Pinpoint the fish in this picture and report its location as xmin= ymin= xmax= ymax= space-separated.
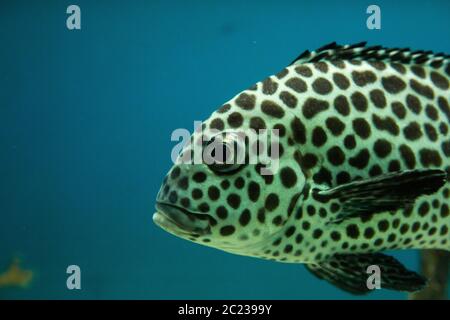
xmin=153 ymin=42 xmax=450 ymax=294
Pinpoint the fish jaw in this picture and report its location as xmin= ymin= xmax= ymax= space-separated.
xmin=153 ymin=202 xmax=211 ymax=238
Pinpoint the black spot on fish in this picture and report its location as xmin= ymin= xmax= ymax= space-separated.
xmin=227 ymin=193 xmax=241 ymax=209
xmin=193 ymin=172 xmax=207 ymax=183
xmin=180 ymin=198 xmax=190 ymax=207
xmin=378 ymin=220 xmax=389 ymax=232
xmin=373 ymin=139 xmax=392 ymax=158
xmin=291 ymin=117 xmax=306 ymax=144
xmin=192 ymin=188 xmax=203 ymax=199
xmin=410 ymin=79 xmax=434 ymax=99
xmin=275 ymin=68 xmax=288 ymax=79
xmin=265 ymin=193 xmax=280 ymax=211
xmin=198 ymin=202 xmax=210 ymax=213
xmin=235 ymin=93 xmax=256 ymax=110
xmin=217 ymin=103 xmax=231 ymax=113
xmin=312 ymin=77 xmax=333 ymax=95
xmin=445 ymin=64 xmax=450 ymax=77
xmin=372 ymin=114 xmax=399 ymax=136
xmin=391 ymin=63 xmax=406 ymax=74
xmin=337 ymin=171 xmax=351 ymax=184
xmin=234 ymin=177 xmax=245 ymax=189
xmin=307 ymin=205 xmax=316 ymax=216
xmin=326 ymin=117 xmax=345 ymax=136
xmin=210 ymin=118 xmax=225 ymax=131
xmin=220 ymin=225 xmax=235 ymax=236
xmin=227 ymin=112 xmax=244 ymax=128
xmin=168 ymin=191 xmax=178 ymax=203
xmin=306 ymin=153 xmax=320 ymax=170
xmin=344 ymin=134 xmax=356 ymax=150
xmin=424 ymin=123 xmax=438 ymax=141
xmin=216 ymin=206 xmax=228 ymax=219
xmin=403 ymin=121 xmax=422 ymax=141
xmin=368 ymin=61 xmax=386 ymax=70
xmin=441 ymin=140 xmax=450 ymax=157
xmin=314 ymin=62 xmax=328 ymax=73
xmin=430 ymin=71 xmax=449 ymax=90
xmin=425 ymin=104 xmax=439 ymax=121
xmin=280 ymin=167 xmax=297 ymax=188
xmin=313 ymin=229 xmax=323 ymax=239
xmin=391 ymin=102 xmax=406 ymax=119
xmin=440 ymin=204 xmax=449 ymax=218
xmin=418 ymin=202 xmax=430 ymax=217
xmin=262 ymin=77 xmax=278 ymax=95
xmin=411 ymin=65 xmax=426 ymax=78
xmin=351 ymin=92 xmax=368 ymax=112
xmin=312 ymin=126 xmax=327 ymax=147
xmin=352 ymin=70 xmax=377 ymax=87
xmin=346 ymin=224 xmax=360 ymax=239
xmin=279 ymin=91 xmax=297 ymax=108
xmin=261 ymin=100 xmax=285 ymax=118
xmin=353 ymin=118 xmax=371 ymax=139
xmin=406 ymin=94 xmax=422 ymax=114
xmin=285 ymin=226 xmax=296 ymax=238
xmin=419 ymin=149 xmax=442 ymax=167
xmin=170 ymin=167 xmax=180 ymax=179
xmin=220 ymin=180 xmax=230 ymax=190
xmin=349 ymin=149 xmax=370 ymax=169
xmin=382 ymin=75 xmax=406 ymax=93
xmin=440 ymin=122 xmax=448 ymax=135
xmin=388 ymin=160 xmax=401 ymax=172
xmin=284 ymin=244 xmax=293 ymax=253
xmin=331 ymin=231 xmax=341 ymax=241
xmin=438 ymin=97 xmax=450 ymax=122
xmin=331 ymin=60 xmax=346 ymax=69
xmin=272 ymin=215 xmax=283 ymax=226
xmin=334 ymin=95 xmax=350 ymax=116
xmin=369 ymin=164 xmax=382 ymax=177
xmin=249 ymin=117 xmax=266 ymax=130
xmin=313 ymin=167 xmax=332 ymax=186
xmin=332 ymin=73 xmax=350 ymax=90
xmin=370 ymin=89 xmax=386 ymax=108
xmin=286 ymin=77 xmax=307 ymax=93
xmin=302 ymin=221 xmax=311 ymax=230
xmin=177 ymin=177 xmax=189 ymax=190
xmin=257 ymin=208 xmax=266 ymax=223
xmin=327 ymin=146 xmax=345 ymax=166
xmin=295 ymin=65 xmax=313 ymax=77
xmin=399 ymin=145 xmax=416 ymax=169
xmin=364 ymin=227 xmax=375 ymax=239
xmin=248 ymin=181 xmax=260 ymax=202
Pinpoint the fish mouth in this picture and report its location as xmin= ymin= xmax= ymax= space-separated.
xmin=153 ymin=202 xmax=211 ymax=236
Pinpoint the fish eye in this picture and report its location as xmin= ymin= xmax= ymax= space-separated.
xmin=204 ymin=133 xmax=245 ymax=174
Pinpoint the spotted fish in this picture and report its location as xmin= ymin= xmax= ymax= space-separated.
xmin=154 ymin=42 xmax=450 ymax=294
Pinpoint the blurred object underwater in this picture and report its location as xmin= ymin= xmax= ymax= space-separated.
xmin=0 ymin=257 xmax=33 ymax=289
xmin=409 ymin=250 xmax=449 ymax=299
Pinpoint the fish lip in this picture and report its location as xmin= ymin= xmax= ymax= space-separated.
xmin=154 ymin=202 xmax=211 ymax=236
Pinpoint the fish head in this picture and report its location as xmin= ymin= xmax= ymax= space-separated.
xmin=154 ymin=87 xmax=307 ymax=254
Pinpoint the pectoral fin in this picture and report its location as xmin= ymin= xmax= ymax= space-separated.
xmin=312 ymin=169 xmax=446 ymax=223
xmin=305 ymin=253 xmax=426 ymax=295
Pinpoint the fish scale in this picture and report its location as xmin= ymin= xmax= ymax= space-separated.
xmin=154 ymin=42 xmax=450 ymax=294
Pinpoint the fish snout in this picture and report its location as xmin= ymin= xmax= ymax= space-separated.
xmin=153 ymin=202 xmax=211 ymax=236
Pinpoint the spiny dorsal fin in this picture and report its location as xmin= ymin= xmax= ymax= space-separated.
xmin=290 ymin=41 xmax=450 ymax=67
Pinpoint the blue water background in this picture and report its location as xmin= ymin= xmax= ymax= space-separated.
xmin=1 ymin=0 xmax=449 ymax=299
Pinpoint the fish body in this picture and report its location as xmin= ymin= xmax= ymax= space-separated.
xmin=154 ymin=42 xmax=450 ymax=294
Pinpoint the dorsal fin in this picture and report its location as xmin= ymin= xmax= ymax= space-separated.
xmin=290 ymin=41 xmax=450 ymax=67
